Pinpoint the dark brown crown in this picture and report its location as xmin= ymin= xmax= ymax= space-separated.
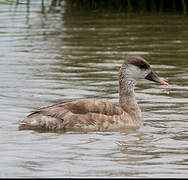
xmin=122 ymin=56 xmax=150 ymax=70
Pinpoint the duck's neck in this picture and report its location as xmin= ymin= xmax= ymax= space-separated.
xmin=119 ymin=72 xmax=142 ymax=122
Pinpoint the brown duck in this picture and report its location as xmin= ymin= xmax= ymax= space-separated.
xmin=19 ymin=56 xmax=168 ymax=132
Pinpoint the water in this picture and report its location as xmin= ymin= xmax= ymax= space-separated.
xmin=0 ymin=0 xmax=188 ymax=177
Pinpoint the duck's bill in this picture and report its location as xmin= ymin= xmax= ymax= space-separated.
xmin=145 ymin=71 xmax=168 ymax=86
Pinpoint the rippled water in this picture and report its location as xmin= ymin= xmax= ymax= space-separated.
xmin=1 ymin=0 xmax=188 ymax=178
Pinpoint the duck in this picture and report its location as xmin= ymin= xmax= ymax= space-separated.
xmin=19 ymin=56 xmax=168 ymax=132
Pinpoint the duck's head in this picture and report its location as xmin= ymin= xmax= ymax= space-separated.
xmin=119 ymin=56 xmax=168 ymax=86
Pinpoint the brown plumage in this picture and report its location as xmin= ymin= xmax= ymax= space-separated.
xmin=19 ymin=56 xmax=168 ymax=132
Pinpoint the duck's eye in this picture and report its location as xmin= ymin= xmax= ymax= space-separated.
xmin=139 ymin=63 xmax=148 ymax=69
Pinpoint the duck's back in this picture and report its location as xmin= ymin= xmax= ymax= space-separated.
xmin=19 ymin=99 xmax=132 ymax=132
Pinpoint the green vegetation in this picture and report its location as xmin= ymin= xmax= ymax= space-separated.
xmin=63 ymin=0 xmax=188 ymax=13
xmin=11 ymin=0 xmax=188 ymax=14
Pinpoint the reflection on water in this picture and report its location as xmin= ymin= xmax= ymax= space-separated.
xmin=0 ymin=0 xmax=188 ymax=178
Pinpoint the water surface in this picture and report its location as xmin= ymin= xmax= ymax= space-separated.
xmin=0 ymin=0 xmax=188 ymax=178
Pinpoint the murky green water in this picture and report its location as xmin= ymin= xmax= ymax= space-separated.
xmin=0 ymin=0 xmax=188 ymax=178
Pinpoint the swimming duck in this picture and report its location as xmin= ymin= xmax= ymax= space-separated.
xmin=19 ymin=56 xmax=168 ymax=132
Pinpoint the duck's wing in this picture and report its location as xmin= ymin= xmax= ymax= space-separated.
xmin=19 ymin=99 xmax=126 ymax=131
xmin=29 ymin=99 xmax=123 ymax=117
